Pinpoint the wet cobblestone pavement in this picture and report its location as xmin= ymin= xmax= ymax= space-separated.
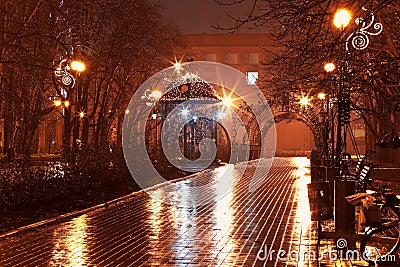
xmin=0 ymin=157 xmax=317 ymax=266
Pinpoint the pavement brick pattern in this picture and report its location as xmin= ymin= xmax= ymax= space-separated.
xmin=0 ymin=157 xmax=317 ymax=266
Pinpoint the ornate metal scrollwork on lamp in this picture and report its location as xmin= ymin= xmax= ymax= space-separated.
xmin=346 ymin=7 xmax=383 ymax=52
xmin=54 ymin=59 xmax=76 ymax=88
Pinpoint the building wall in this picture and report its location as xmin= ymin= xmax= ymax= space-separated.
xmin=183 ymin=33 xmax=269 ymax=76
xmin=275 ymin=120 xmax=314 ymax=156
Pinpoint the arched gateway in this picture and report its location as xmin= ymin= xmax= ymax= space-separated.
xmin=145 ymin=73 xmax=263 ymax=165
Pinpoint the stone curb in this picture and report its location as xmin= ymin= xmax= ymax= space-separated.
xmin=0 ymin=169 xmax=213 ymax=241
xmin=0 ymin=161 xmax=239 ymax=241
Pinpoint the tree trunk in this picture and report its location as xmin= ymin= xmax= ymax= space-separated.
xmin=62 ymin=108 xmax=72 ymax=156
xmin=117 ymin=113 xmax=123 ymax=147
xmin=81 ymin=80 xmax=89 ymax=144
xmin=3 ymin=112 xmax=13 ymax=154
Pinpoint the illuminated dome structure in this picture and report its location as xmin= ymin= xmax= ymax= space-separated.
xmin=146 ymin=74 xmax=230 ymax=165
xmin=161 ymin=73 xmax=220 ymax=101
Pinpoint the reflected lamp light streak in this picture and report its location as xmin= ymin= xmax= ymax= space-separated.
xmin=50 ymin=215 xmax=89 ymax=266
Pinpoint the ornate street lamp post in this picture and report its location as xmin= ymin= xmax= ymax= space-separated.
xmin=54 ymin=58 xmax=86 ymax=154
xmin=70 ymin=60 xmax=86 ymax=152
xmin=333 ymin=8 xmax=351 ymax=165
xmin=333 ymin=7 xmax=383 ymax=165
xmin=331 ymin=6 xmax=383 ymax=239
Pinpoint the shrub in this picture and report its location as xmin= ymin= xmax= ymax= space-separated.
xmin=0 ymin=147 xmax=133 ymax=210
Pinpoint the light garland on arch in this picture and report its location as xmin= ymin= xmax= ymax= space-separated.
xmin=162 ymin=73 xmax=220 ymax=101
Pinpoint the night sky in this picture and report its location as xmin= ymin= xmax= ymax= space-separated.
xmin=159 ymin=0 xmax=263 ymax=34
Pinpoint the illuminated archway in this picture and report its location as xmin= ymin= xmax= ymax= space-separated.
xmin=145 ymin=74 xmax=265 ymax=166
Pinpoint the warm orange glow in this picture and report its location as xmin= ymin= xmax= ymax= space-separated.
xmin=324 ymin=62 xmax=336 ymax=72
xmin=64 ymin=100 xmax=70 ymax=107
xmin=219 ymin=87 xmax=240 ymax=109
xmin=317 ymin=92 xmax=326 ymax=100
xmin=291 ymin=157 xmax=312 ymax=266
xmin=125 ymin=109 xmax=130 ymax=114
xmin=50 ymin=215 xmax=89 ymax=265
xmin=70 ymin=60 xmax=86 ymax=72
xmin=334 ymin=9 xmax=351 ymax=28
xmin=151 ymin=90 xmax=162 ymax=99
xmin=181 ymin=84 xmax=189 ymax=93
xmin=79 ymin=111 xmax=85 ymax=118
xmin=54 ymin=99 xmax=62 ymax=107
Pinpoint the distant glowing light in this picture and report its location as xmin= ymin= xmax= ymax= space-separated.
xmin=64 ymin=100 xmax=70 ymax=107
xmin=324 ymin=62 xmax=336 ymax=72
xmin=299 ymin=95 xmax=311 ymax=108
xmin=151 ymin=90 xmax=162 ymax=99
xmin=180 ymin=108 xmax=190 ymax=116
xmin=54 ymin=99 xmax=62 ymax=107
xmin=317 ymin=92 xmax=326 ymax=100
xmin=219 ymin=87 xmax=240 ymax=109
xmin=70 ymin=60 xmax=86 ymax=72
xmin=300 ymin=97 xmax=309 ymax=106
xmin=173 ymin=61 xmax=182 ymax=71
xmin=125 ymin=109 xmax=130 ymax=114
xmin=334 ymin=9 xmax=351 ymax=29
xmin=79 ymin=111 xmax=85 ymax=118
xmin=222 ymin=97 xmax=232 ymax=107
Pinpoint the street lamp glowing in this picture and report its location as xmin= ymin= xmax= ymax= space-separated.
xmin=324 ymin=62 xmax=336 ymax=72
xmin=54 ymin=99 xmax=62 ymax=107
xmin=151 ymin=90 xmax=162 ymax=99
xmin=70 ymin=60 xmax=86 ymax=72
xmin=79 ymin=111 xmax=85 ymax=118
xmin=222 ymin=97 xmax=233 ymax=107
xmin=173 ymin=61 xmax=182 ymax=71
xmin=180 ymin=108 xmax=190 ymax=116
xmin=64 ymin=100 xmax=70 ymax=107
xmin=317 ymin=92 xmax=326 ymax=100
xmin=299 ymin=96 xmax=311 ymax=107
xmin=125 ymin=109 xmax=130 ymax=114
xmin=334 ymin=9 xmax=351 ymax=29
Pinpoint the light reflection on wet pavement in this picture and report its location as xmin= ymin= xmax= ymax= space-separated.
xmin=0 ymin=157 xmax=316 ymax=266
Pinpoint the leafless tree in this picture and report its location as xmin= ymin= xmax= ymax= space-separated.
xmin=50 ymin=0 xmax=184 ymax=155
xmin=0 ymin=0 xmax=184 ymax=158
xmin=0 ymin=0 xmax=59 ymax=157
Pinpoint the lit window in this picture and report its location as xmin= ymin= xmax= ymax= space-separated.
xmin=246 ymin=71 xmax=258 ymax=85
xmin=248 ymin=52 xmax=259 ymax=64
xmin=206 ymin=53 xmax=217 ymax=62
xmin=225 ymin=53 xmax=238 ymax=64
